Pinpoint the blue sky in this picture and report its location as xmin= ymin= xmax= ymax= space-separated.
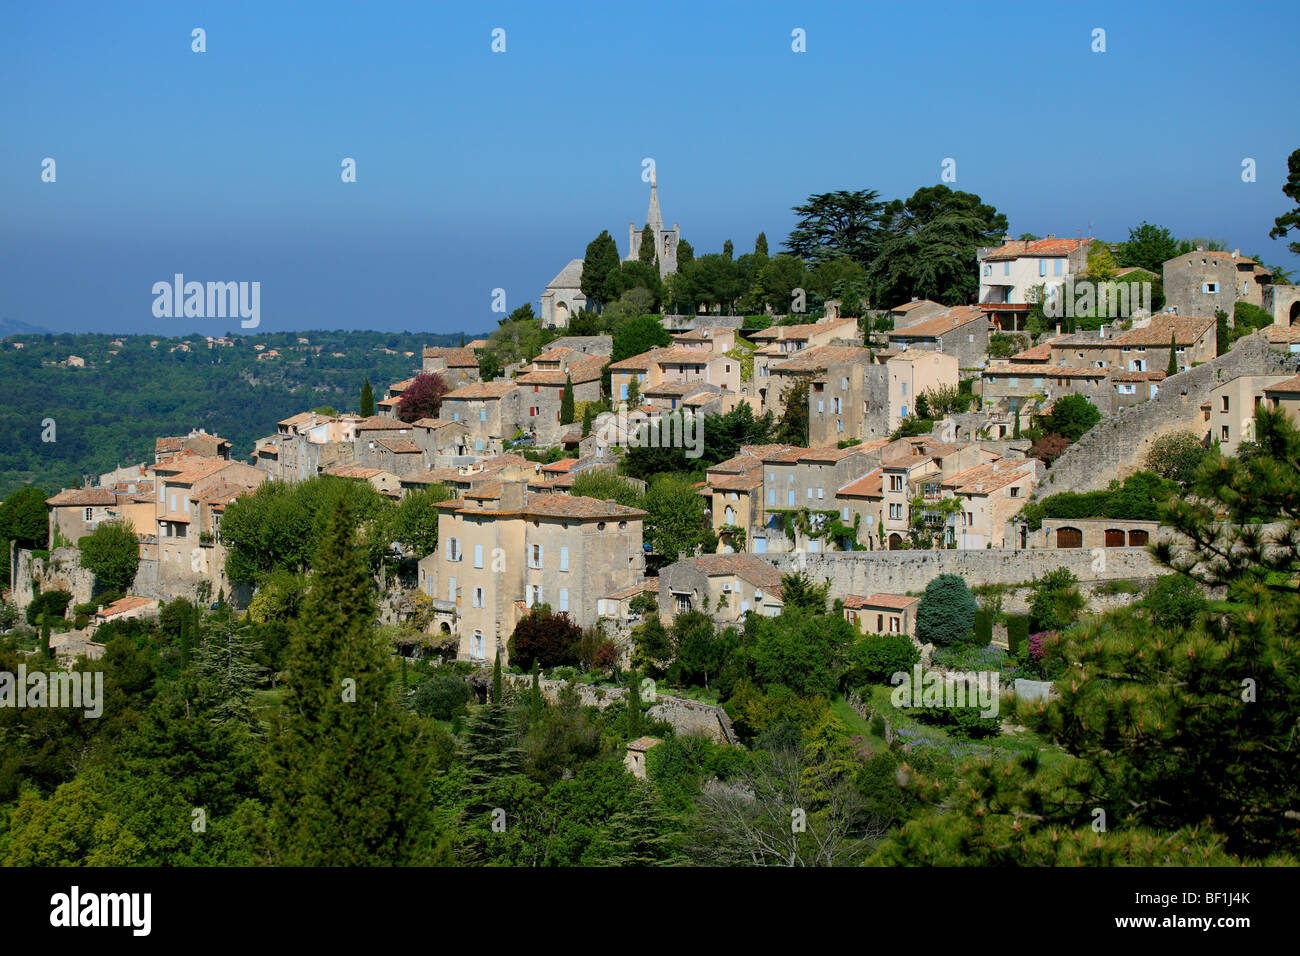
xmin=1 ymin=0 xmax=1297 ymax=336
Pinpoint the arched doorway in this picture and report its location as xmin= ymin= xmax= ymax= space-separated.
xmin=888 ymin=533 xmax=904 ymax=550
xmin=1128 ymin=529 xmax=1149 ymax=546
xmin=1290 ymin=302 xmax=1299 ymax=326
xmin=555 ymin=301 xmax=570 ymax=326
xmin=1056 ymin=526 xmax=1083 ymax=548
xmin=1104 ymin=529 xmax=1126 ymax=547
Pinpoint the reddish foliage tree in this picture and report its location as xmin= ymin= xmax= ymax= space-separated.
xmin=510 ymin=609 xmax=581 ymax=669
xmin=1030 ymin=433 xmax=1071 ymax=466
xmin=396 ymin=372 xmax=449 ymax=422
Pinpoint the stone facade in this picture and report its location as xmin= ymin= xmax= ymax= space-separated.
xmin=1162 ymin=248 xmax=1270 ymax=318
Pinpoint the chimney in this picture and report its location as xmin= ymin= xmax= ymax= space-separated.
xmin=1197 ymin=244 xmax=1205 ymax=252
xmin=604 ymin=499 xmax=618 ymax=513
xmin=498 ymin=479 xmax=525 ymax=512
xmin=1232 ymin=249 xmax=1240 ymax=259
xmin=910 ymin=296 xmax=919 ymax=302
xmin=1046 ymin=234 xmax=1055 ymax=240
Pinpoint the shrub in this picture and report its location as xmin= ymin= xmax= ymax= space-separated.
xmin=510 ymin=608 xmax=581 ymax=670
xmin=78 ymin=519 xmax=140 ymax=594
xmin=1029 ymin=568 xmax=1085 ymax=633
xmin=26 ymin=589 xmax=71 ymax=625
xmin=914 ymin=574 xmax=977 ymax=647
xmin=411 ymin=672 xmax=472 ymax=719
xmin=1006 ymin=614 xmax=1030 ymax=655
xmin=847 ymin=633 xmax=920 ymax=684
xmin=1142 ymin=574 xmax=1208 ymax=630
xmin=1145 ymin=431 xmax=1210 ymax=484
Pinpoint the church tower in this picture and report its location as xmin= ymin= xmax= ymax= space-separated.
xmin=627 ymin=169 xmax=680 ymax=279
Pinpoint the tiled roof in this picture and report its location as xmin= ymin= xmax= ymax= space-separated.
xmin=837 ymin=468 xmax=884 ymax=498
xmin=708 ymin=472 xmax=763 ymax=492
xmin=771 ymin=345 xmax=871 ymax=373
xmin=326 ymin=465 xmax=384 ymax=479
xmin=1264 ymin=374 xmax=1300 ymax=394
xmin=984 ymin=363 xmax=1107 ymax=379
xmin=1265 ymin=325 xmax=1300 ymax=344
xmin=1112 ymin=315 xmax=1214 ymax=348
xmin=1108 ymin=369 xmax=1166 ymax=383
xmin=604 ymin=579 xmax=659 ymax=600
xmin=1172 ymin=249 xmax=1258 ymax=266
xmin=541 ymin=458 xmax=578 ymax=473
xmin=524 ymin=495 xmax=646 ymax=519
xmin=165 ymin=458 xmax=236 ymax=484
xmin=688 ymin=554 xmax=785 ymax=597
xmin=354 ymin=415 xmax=409 ymax=431
xmin=47 ymin=488 xmax=117 ymax=506
xmin=889 ymin=306 xmax=986 ymax=338
xmin=376 ymin=438 xmax=422 ymax=454
xmin=750 ymin=317 xmax=857 ymax=341
xmin=845 ymin=593 xmax=919 ymax=610
xmin=944 ymin=461 xmax=1032 ymax=495
xmin=410 ymin=417 xmax=464 ymax=429
xmin=96 ymin=595 xmax=157 ymax=618
xmin=421 ymin=346 xmax=480 ymax=366
xmin=444 ymin=381 xmax=518 ymax=400
xmin=983 ymin=237 xmax=1091 ymax=261
xmin=890 ymin=299 xmax=944 ymax=314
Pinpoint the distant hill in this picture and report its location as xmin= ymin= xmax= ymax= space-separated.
xmin=0 ymin=317 xmax=51 ymax=336
xmin=0 ymin=328 xmax=487 ymax=498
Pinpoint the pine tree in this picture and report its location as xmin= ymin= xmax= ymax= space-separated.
xmin=360 ymin=377 xmax=375 ymax=418
xmin=193 ymin=617 xmax=265 ymax=726
xmin=559 ymin=375 xmax=575 ymax=425
xmin=460 ymin=701 xmax=524 ymax=811
xmin=263 ymin=502 xmax=443 ymax=865
xmin=593 ymin=784 xmax=681 ymax=866
xmin=1167 ymin=332 xmax=1178 ymax=375
xmin=626 ymin=376 xmax=641 ymax=409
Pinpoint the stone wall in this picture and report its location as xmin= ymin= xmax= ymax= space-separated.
xmin=11 ymin=548 xmax=97 ymax=608
xmin=502 ymin=673 xmax=739 ymax=745
xmin=768 ymin=545 xmax=1162 ymax=597
xmin=1045 ymin=333 xmax=1295 ymax=496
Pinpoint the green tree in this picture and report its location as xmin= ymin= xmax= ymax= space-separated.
xmin=79 ymin=520 xmax=140 ymax=594
xmin=1028 ymin=567 xmax=1085 ymax=633
xmin=559 ymin=375 xmax=576 ymax=426
xmin=359 ymin=377 xmax=375 ymax=418
xmin=581 ymin=403 xmax=595 ymax=438
xmin=914 ymin=574 xmax=977 ymax=647
xmin=785 ymin=189 xmax=887 ymax=267
xmin=1166 ymin=332 xmax=1178 ymax=376
xmin=581 ymin=230 xmax=622 ymax=310
xmin=263 ymin=502 xmax=445 ymax=864
xmin=779 ymin=571 xmax=831 ymax=613
xmin=776 ymin=374 xmax=813 ymax=446
xmin=568 ymin=471 xmax=645 ymax=508
xmin=192 ymin=617 xmax=266 ymax=726
xmin=643 ymin=474 xmax=716 ymax=559
xmin=477 ymin=348 xmax=502 ymax=382
xmin=754 ymin=232 xmax=769 ymax=258
xmin=638 ymin=223 xmax=656 ymax=264
xmin=1216 ymin=307 xmax=1230 ymax=357
xmin=1118 ymin=221 xmax=1179 ymax=273
xmin=1141 ymin=574 xmax=1208 ymax=631
xmin=1039 ymin=393 xmax=1101 ymax=443
xmin=749 ymin=607 xmax=850 ymax=697
xmin=1145 ymin=431 xmax=1208 ymax=484
xmin=1268 ymin=147 xmax=1300 ymax=255
xmin=611 ymin=314 xmax=670 ymax=363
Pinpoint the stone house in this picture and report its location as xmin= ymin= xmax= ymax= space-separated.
xmin=657 ymin=553 xmax=785 ymax=624
xmin=887 ymin=305 xmax=990 ymax=370
xmin=1262 ymin=374 xmax=1300 ymax=436
xmin=421 ymin=346 xmax=482 ymax=386
xmin=762 ymin=345 xmax=871 ymax=418
xmin=1162 ymin=248 xmax=1271 ymax=318
xmin=669 ymin=326 xmax=738 ymax=352
xmin=418 ymin=482 xmax=646 ymax=665
xmin=609 ymin=347 xmax=740 ymax=407
xmin=886 ymin=350 xmax=960 ymax=432
xmin=514 ymin=352 xmax=605 ymax=445
xmin=45 ymin=488 xmax=119 ymax=547
xmin=887 ymin=299 xmax=948 ymax=330
xmin=441 ymin=381 xmax=525 ymax=450
xmin=843 ymin=594 xmax=919 ymax=637
xmin=939 ymin=459 xmax=1037 ymax=549
xmin=90 ymin=595 xmax=159 ymax=633
xmin=807 ymin=350 xmax=886 ymax=446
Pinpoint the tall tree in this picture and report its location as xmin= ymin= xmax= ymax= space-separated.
xmin=581 ymin=230 xmax=622 ymax=311
xmin=1166 ymin=332 xmax=1179 ymax=375
xmin=1216 ymin=307 xmax=1230 ymax=357
xmin=1268 ymin=147 xmax=1300 ymax=255
xmin=79 ymin=520 xmax=140 ymax=594
xmin=1118 ymin=221 xmax=1179 ymax=273
xmin=785 ymin=190 xmax=887 ymax=267
xmin=754 ymin=232 xmax=769 ymax=258
xmin=263 ymin=502 xmax=444 ymax=865
xmin=359 ymin=377 xmax=375 ymax=418
xmin=722 ymin=239 xmax=734 ymax=260
xmin=559 ymin=375 xmax=575 ymax=425
xmin=638 ymin=224 xmax=656 ymax=263
xmin=776 ymin=374 xmax=813 ymax=446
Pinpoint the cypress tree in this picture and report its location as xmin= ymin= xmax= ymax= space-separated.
xmin=360 ymin=377 xmax=375 ymax=418
xmin=722 ymin=239 xmax=734 ymax=260
xmin=263 ymin=501 xmax=443 ymax=865
xmin=581 ymin=403 xmax=595 ymax=438
xmin=1166 ymin=332 xmax=1179 ymax=375
xmin=638 ymin=224 xmax=656 ymax=264
xmin=754 ymin=232 xmax=769 ymax=258
xmin=1215 ymin=308 xmax=1230 ymax=357
xmin=625 ymin=667 xmax=643 ymax=738
xmin=560 ymin=375 xmax=575 ymax=425
xmin=492 ymin=647 xmax=503 ymax=704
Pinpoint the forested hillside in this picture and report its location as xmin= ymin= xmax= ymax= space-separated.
xmin=0 ymin=329 xmax=481 ymax=497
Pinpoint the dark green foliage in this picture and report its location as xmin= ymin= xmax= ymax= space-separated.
xmin=1028 ymin=567 xmax=1085 ymax=633
xmin=914 ymin=574 xmax=977 ymax=647
xmin=1038 ymin=393 xmax=1101 ymax=443
xmin=1019 ymin=471 xmax=1176 ymax=530
xmin=1166 ymin=332 xmax=1178 ymax=376
xmin=1005 ymin=614 xmax=1030 ymax=655
xmin=1216 ymin=307 xmax=1230 ymax=357
xmin=581 ymin=230 xmax=622 ymax=310
xmin=559 ymin=375 xmax=575 ymax=425
xmin=1117 ymin=221 xmax=1179 ymax=273
xmin=846 ymin=633 xmax=920 ymax=684
xmin=1141 ymin=574 xmax=1208 ymax=631
xmin=78 ymin=520 xmax=140 ymax=594
xmin=359 ymin=376 xmax=375 ymax=417
xmin=778 ymin=571 xmax=831 ymax=613
xmin=641 ymin=473 xmax=716 ymax=559
xmin=776 ymin=374 xmax=813 ymax=445
xmin=0 ymin=486 xmax=50 ymax=580
xmin=412 ymin=672 xmax=472 ymax=719
xmin=25 ymin=588 xmax=71 ymax=626
xmin=670 ymin=613 xmax=732 ymax=689
xmin=1268 ymin=147 xmax=1300 ymax=255
xmin=611 ymin=314 xmax=670 ymax=363
xmin=749 ymin=607 xmax=850 ymax=697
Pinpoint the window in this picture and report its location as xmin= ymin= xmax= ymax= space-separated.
xmin=559 ymin=588 xmax=569 ymax=612
xmin=1222 ymin=395 xmax=1229 ymax=412
xmin=480 ymin=409 xmax=486 ymax=421
xmin=841 ymin=376 xmax=848 ymax=390
xmin=1008 ymin=377 xmax=1019 ymax=387
xmin=807 ymin=488 xmax=813 ymax=500
xmin=877 ymin=614 xmax=884 ymax=631
xmin=453 ymin=412 xmax=460 ymax=421
xmin=817 ymin=399 xmax=824 ymax=413
xmin=447 ymin=537 xmax=461 ymax=561
xmin=560 ymin=547 xmax=569 ymax=571
xmin=983 ymin=264 xmax=991 ymax=276
xmin=1203 ymin=282 xmax=1218 ymax=294
xmin=675 ymin=594 xmax=691 ymax=613
xmin=530 ymin=544 xmax=543 ymax=569
xmin=1221 ymin=425 xmax=1230 ymax=441
xmin=1039 ymin=260 xmax=1047 ymax=277
xmin=620 ymin=383 xmax=628 ymax=400
xmin=901 ymin=382 xmax=907 ymax=396
xmin=1010 ymin=486 xmax=1021 ymax=498
xmin=889 ymin=475 xmax=903 ymax=492
xmin=842 ymin=506 xmax=849 ymax=520
xmin=474 ymin=544 xmax=483 ymax=568
xmin=84 ymin=507 xmax=93 ymax=521
xmin=448 ymin=576 xmax=457 ymax=603
xmin=1003 ymin=262 xmax=1010 ymax=276
xmin=768 ymin=488 xmax=775 ymax=505
xmin=473 ymin=587 xmax=484 ymax=608
xmin=817 ymin=488 xmax=824 ymax=500
xmin=1053 ymin=259 xmax=1063 ymax=276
